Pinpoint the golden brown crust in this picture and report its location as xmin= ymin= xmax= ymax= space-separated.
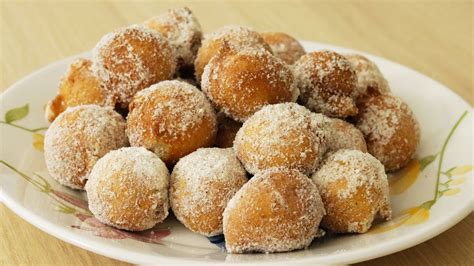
xmin=294 ymin=50 xmax=358 ymax=118
xmin=355 ymin=94 xmax=420 ymax=171
xmin=345 ymin=54 xmax=390 ymax=102
xmin=194 ymin=25 xmax=271 ymax=81
xmin=127 ymin=80 xmax=217 ymax=165
xmin=223 ymin=168 xmax=325 ymax=253
xmin=144 ymin=7 xmax=202 ymax=68
xmin=261 ymin=32 xmax=305 ymax=64
xmin=202 ymin=46 xmax=298 ymax=122
xmin=44 ymin=105 xmax=128 ymax=190
xmin=312 ymin=150 xmax=391 ymax=233
xmin=325 ymin=118 xmax=367 ymax=154
xmin=233 ymin=103 xmax=325 ymax=175
xmin=45 ymin=59 xmax=114 ymax=123
xmin=85 ymin=147 xmax=169 ymax=231
xmin=170 ymin=148 xmax=247 ymax=236
xmin=92 ymin=26 xmax=176 ymax=107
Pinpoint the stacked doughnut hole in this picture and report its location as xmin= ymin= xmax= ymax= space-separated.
xmin=43 ymin=7 xmax=420 ymax=253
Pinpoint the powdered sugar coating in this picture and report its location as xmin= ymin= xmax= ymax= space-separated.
xmin=202 ymin=47 xmax=299 ymax=122
xmin=194 ymin=25 xmax=271 ymax=81
xmin=234 ymin=103 xmax=327 ymax=175
xmin=261 ymin=32 xmax=306 ymax=64
xmin=311 ymin=149 xmax=391 ymax=233
xmin=345 ymin=54 xmax=390 ymax=101
xmin=45 ymin=59 xmax=115 ymax=123
xmin=223 ymin=167 xmax=325 ymax=253
xmin=325 ymin=118 xmax=367 ymax=154
xmin=294 ymin=50 xmax=358 ymax=118
xmin=85 ymin=147 xmax=169 ymax=231
xmin=355 ymin=94 xmax=420 ymax=171
xmin=127 ymin=80 xmax=217 ymax=165
xmin=44 ymin=105 xmax=128 ymax=189
xmin=145 ymin=7 xmax=202 ymax=68
xmin=170 ymin=148 xmax=247 ymax=236
xmin=92 ymin=25 xmax=176 ymax=107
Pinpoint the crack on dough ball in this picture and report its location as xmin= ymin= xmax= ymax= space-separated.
xmin=312 ymin=149 xmax=391 ymax=233
xmin=194 ymin=25 xmax=271 ymax=81
xmin=345 ymin=53 xmax=390 ymax=102
xmin=145 ymin=7 xmax=202 ymax=69
xmin=45 ymin=59 xmax=115 ymax=123
xmin=223 ymin=167 xmax=325 ymax=253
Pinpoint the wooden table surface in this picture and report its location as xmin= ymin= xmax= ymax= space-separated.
xmin=1 ymin=1 xmax=472 ymax=265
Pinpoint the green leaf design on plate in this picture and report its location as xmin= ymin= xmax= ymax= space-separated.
xmin=448 ymin=165 xmax=473 ymax=176
xmin=4 ymin=104 xmax=29 ymax=123
xmin=419 ymin=154 xmax=437 ymax=171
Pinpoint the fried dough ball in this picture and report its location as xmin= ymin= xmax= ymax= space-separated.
xmin=345 ymin=54 xmax=390 ymax=101
xmin=85 ymin=147 xmax=169 ymax=231
xmin=354 ymin=94 xmax=420 ymax=171
xmin=261 ymin=32 xmax=305 ymax=64
xmin=233 ymin=103 xmax=327 ymax=175
xmin=127 ymin=80 xmax=217 ymax=165
xmin=170 ymin=148 xmax=247 ymax=236
xmin=194 ymin=25 xmax=271 ymax=80
xmin=326 ymin=118 xmax=367 ymax=154
xmin=145 ymin=7 xmax=202 ymax=69
xmin=92 ymin=25 xmax=176 ymax=107
xmin=44 ymin=105 xmax=128 ymax=189
xmin=202 ymin=47 xmax=298 ymax=122
xmin=215 ymin=114 xmax=242 ymax=148
xmin=223 ymin=167 xmax=325 ymax=253
xmin=312 ymin=149 xmax=391 ymax=233
xmin=294 ymin=50 xmax=358 ymax=118
xmin=45 ymin=59 xmax=115 ymax=122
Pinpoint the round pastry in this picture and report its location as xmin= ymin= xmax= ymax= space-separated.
xmin=294 ymin=50 xmax=358 ymax=118
xmin=92 ymin=25 xmax=176 ymax=107
xmin=354 ymin=94 xmax=420 ymax=171
xmin=145 ymin=7 xmax=202 ymax=69
xmin=194 ymin=25 xmax=271 ymax=80
xmin=345 ymin=53 xmax=390 ymax=101
xmin=312 ymin=149 xmax=391 ymax=233
xmin=44 ymin=105 xmax=128 ymax=189
xmin=233 ymin=103 xmax=327 ymax=175
xmin=325 ymin=118 xmax=367 ymax=154
xmin=85 ymin=147 xmax=169 ymax=231
xmin=202 ymin=46 xmax=298 ymax=122
xmin=214 ymin=114 xmax=242 ymax=148
xmin=127 ymin=80 xmax=217 ymax=165
xmin=223 ymin=167 xmax=325 ymax=253
xmin=45 ymin=59 xmax=115 ymax=122
xmin=261 ymin=32 xmax=305 ymax=64
xmin=170 ymin=148 xmax=247 ymax=236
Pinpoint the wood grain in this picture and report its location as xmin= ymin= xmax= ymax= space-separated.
xmin=1 ymin=0 xmax=472 ymax=265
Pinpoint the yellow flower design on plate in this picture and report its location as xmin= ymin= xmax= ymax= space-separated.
xmin=32 ymin=133 xmax=44 ymax=151
xmin=371 ymin=110 xmax=471 ymax=234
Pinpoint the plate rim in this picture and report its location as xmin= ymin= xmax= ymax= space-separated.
xmin=0 ymin=40 xmax=473 ymax=265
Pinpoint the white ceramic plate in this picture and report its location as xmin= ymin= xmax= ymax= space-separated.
xmin=0 ymin=41 xmax=472 ymax=265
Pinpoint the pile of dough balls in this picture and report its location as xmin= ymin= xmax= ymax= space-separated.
xmin=43 ymin=7 xmax=421 ymax=254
